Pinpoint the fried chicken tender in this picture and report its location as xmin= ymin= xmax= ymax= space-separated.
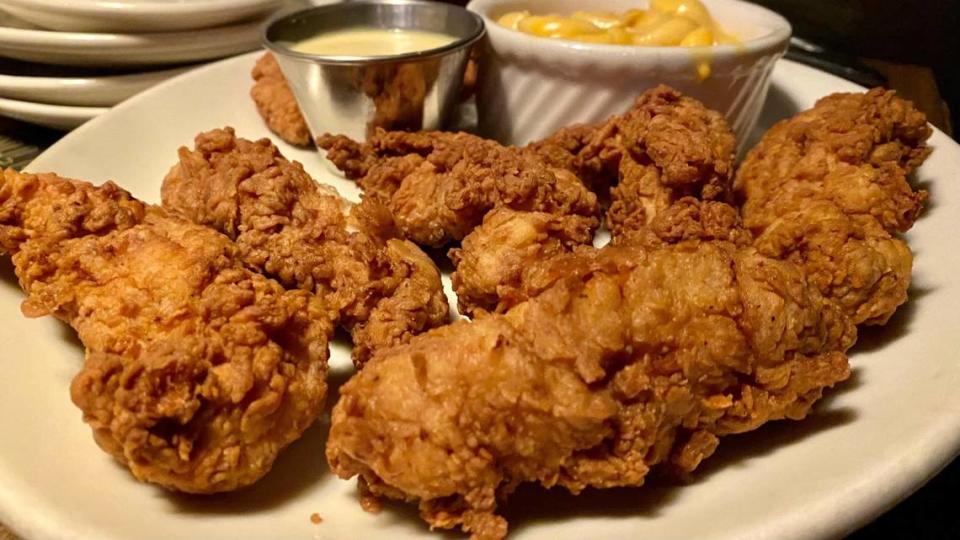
xmin=605 ymin=87 xmax=735 ymax=236
xmin=251 ymin=53 xmax=311 ymax=147
xmin=317 ymin=129 xmax=600 ymax=247
xmin=526 ymin=122 xmax=612 ymax=192
xmin=327 ymin=200 xmax=855 ymax=539
xmin=529 ymin=86 xmax=736 ymax=226
xmin=735 ymin=89 xmax=932 ymax=325
xmin=162 ymin=128 xmax=449 ymax=365
xmin=449 ymin=209 xmax=596 ymax=316
xmin=450 ymin=87 xmax=736 ymax=315
xmin=0 ymin=169 xmax=332 ymax=493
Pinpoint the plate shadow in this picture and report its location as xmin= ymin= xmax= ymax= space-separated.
xmin=503 ymin=369 xmax=861 ymax=534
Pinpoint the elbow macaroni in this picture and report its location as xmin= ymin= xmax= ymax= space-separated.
xmin=497 ymin=0 xmax=737 ymax=47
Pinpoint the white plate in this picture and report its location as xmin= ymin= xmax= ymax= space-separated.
xmin=0 ymin=96 xmax=106 ymax=129
xmin=0 ymin=10 xmax=262 ymax=67
xmin=4 ymin=51 xmax=960 ymax=540
xmin=1 ymin=0 xmax=282 ymax=33
xmin=0 ymin=64 xmax=194 ymax=107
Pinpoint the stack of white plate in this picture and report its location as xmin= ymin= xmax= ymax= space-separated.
xmin=0 ymin=0 xmax=286 ymax=130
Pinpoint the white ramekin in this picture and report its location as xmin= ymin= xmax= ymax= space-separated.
xmin=466 ymin=0 xmax=791 ymax=148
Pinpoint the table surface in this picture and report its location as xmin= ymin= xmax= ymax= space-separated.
xmin=0 ymin=59 xmax=955 ymax=540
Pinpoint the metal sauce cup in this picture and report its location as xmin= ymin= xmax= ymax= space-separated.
xmin=263 ymin=0 xmax=484 ymax=142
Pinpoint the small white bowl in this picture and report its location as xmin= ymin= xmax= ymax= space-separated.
xmin=466 ymin=0 xmax=791 ymax=148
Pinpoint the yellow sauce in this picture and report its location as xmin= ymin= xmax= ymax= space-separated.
xmin=290 ymin=27 xmax=457 ymax=57
xmin=497 ymin=0 xmax=739 ymax=80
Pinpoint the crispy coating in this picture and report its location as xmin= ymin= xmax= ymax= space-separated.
xmin=449 ymin=208 xmax=596 ymax=316
xmin=1 ymin=169 xmax=331 ymax=493
xmin=526 ymin=122 xmax=611 ymax=192
xmin=605 ymin=87 xmax=735 ymax=237
xmin=251 ymin=53 xmax=311 ymax=147
xmin=162 ymin=128 xmax=449 ymax=365
xmin=528 ymin=85 xmax=736 ymax=217
xmin=317 ymin=129 xmax=600 ymax=247
xmin=753 ymin=202 xmax=913 ymax=326
xmin=0 ymin=169 xmax=144 ymax=253
xmin=735 ymin=89 xmax=932 ymax=325
xmin=451 ymin=87 xmax=735 ymax=315
xmin=736 ymin=88 xmax=930 ymax=234
xmin=327 ymin=200 xmax=855 ymax=539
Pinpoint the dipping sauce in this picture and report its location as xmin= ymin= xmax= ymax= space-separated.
xmin=289 ymin=27 xmax=458 ymax=57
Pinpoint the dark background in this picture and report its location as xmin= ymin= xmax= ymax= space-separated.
xmin=752 ymin=0 xmax=960 ymax=137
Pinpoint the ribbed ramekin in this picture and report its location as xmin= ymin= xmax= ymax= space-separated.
xmin=466 ymin=0 xmax=791 ymax=150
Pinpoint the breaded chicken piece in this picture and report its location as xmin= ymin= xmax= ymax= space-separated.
xmin=605 ymin=87 xmax=735 ymax=237
xmin=449 ymin=208 xmax=596 ymax=316
xmin=450 ymin=88 xmax=736 ymax=315
xmin=736 ymin=88 xmax=930 ymax=234
xmin=251 ymin=53 xmax=311 ymax=147
xmin=1 ymin=169 xmax=332 ymax=493
xmin=528 ymin=85 xmax=736 ymax=221
xmin=735 ymin=89 xmax=932 ymax=325
xmin=162 ymin=128 xmax=449 ymax=365
xmin=526 ymin=122 xmax=612 ymax=192
xmin=317 ymin=129 xmax=600 ymax=247
xmin=327 ymin=200 xmax=855 ymax=539
xmin=753 ymin=202 xmax=913 ymax=325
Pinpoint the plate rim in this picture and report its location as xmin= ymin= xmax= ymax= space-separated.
xmin=0 ymin=65 xmax=193 ymax=106
xmin=0 ymin=96 xmax=108 ymax=115
xmin=0 ymin=17 xmax=262 ymax=47
xmin=0 ymin=65 xmax=191 ymax=87
xmin=3 ymin=0 xmax=280 ymax=15
xmin=0 ymin=95 xmax=107 ymax=129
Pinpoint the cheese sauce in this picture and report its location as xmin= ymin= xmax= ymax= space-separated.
xmin=290 ymin=27 xmax=458 ymax=57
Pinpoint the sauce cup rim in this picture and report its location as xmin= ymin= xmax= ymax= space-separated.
xmin=262 ymin=0 xmax=486 ymax=66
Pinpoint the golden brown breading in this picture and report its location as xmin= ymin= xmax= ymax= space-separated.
xmin=2 ymin=169 xmax=332 ymax=493
xmin=317 ymin=129 xmax=600 ymax=247
xmin=753 ymin=203 xmax=914 ymax=326
xmin=735 ymin=88 xmax=930 ymax=234
xmin=251 ymin=53 xmax=311 ymax=147
xmin=527 ymin=85 xmax=736 ymax=217
xmin=0 ymin=169 xmax=144 ymax=253
xmin=735 ymin=88 xmax=932 ymax=325
xmin=327 ymin=200 xmax=855 ymax=539
xmin=449 ymin=88 xmax=735 ymax=316
xmin=605 ymin=87 xmax=735 ymax=237
xmin=162 ymin=128 xmax=449 ymax=365
xmin=526 ymin=122 xmax=611 ymax=192
xmin=449 ymin=208 xmax=596 ymax=316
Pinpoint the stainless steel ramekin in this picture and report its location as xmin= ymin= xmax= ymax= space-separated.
xmin=263 ymin=0 xmax=484 ymax=141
